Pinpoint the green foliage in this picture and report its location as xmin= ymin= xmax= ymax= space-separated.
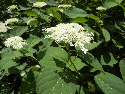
xmin=94 ymin=72 xmax=125 ymax=94
xmin=103 ymin=0 xmax=123 ymax=9
xmin=119 ymin=59 xmax=125 ymax=82
xmin=9 ymin=26 xmax=28 ymax=37
xmin=0 ymin=0 xmax=125 ymax=93
xmin=63 ymin=7 xmax=88 ymax=18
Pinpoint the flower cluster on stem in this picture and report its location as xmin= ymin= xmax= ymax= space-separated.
xmin=4 ymin=36 xmax=27 ymax=50
xmin=33 ymin=2 xmax=47 ymax=8
xmin=44 ymin=23 xmax=94 ymax=54
xmin=0 ymin=22 xmax=8 ymax=33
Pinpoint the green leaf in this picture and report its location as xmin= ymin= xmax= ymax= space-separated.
xmin=27 ymin=0 xmax=36 ymax=3
xmin=0 ymin=59 xmax=17 ymax=71
xmin=39 ymin=47 xmax=68 ymax=68
xmin=19 ymin=71 xmax=37 ymax=93
xmin=24 ymin=37 xmax=42 ymax=49
xmin=77 ymin=50 xmax=104 ymax=72
xmin=103 ymin=0 xmax=123 ymax=9
xmin=73 ymin=17 xmax=88 ymax=23
xmin=112 ymin=39 xmax=123 ymax=49
xmin=9 ymin=26 xmax=28 ymax=37
xmin=67 ymin=56 xmax=86 ymax=71
xmin=119 ymin=59 xmax=125 ymax=82
xmin=102 ymin=29 xmax=110 ymax=42
xmin=18 ymin=5 xmax=31 ymax=11
xmin=23 ymin=10 xmax=38 ymax=17
xmin=87 ymin=14 xmax=100 ymax=20
xmin=46 ymin=47 xmax=68 ymax=63
xmin=63 ymin=7 xmax=88 ymax=18
xmin=84 ymin=41 xmax=102 ymax=50
xmin=47 ymin=9 xmax=61 ymax=21
xmin=36 ymin=67 xmax=77 ymax=94
xmin=45 ymin=0 xmax=58 ymax=6
xmin=94 ymin=72 xmax=125 ymax=94
xmin=48 ymin=7 xmax=59 ymax=12
xmin=101 ymin=53 xmax=118 ymax=67
xmin=1 ymin=50 xmax=23 ymax=59
xmin=39 ymin=12 xmax=51 ymax=22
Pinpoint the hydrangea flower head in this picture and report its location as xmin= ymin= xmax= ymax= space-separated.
xmin=5 ymin=18 xmax=18 ymax=25
xmin=8 ymin=5 xmax=18 ymax=11
xmin=4 ymin=36 xmax=27 ymax=50
xmin=96 ymin=6 xmax=106 ymax=11
xmin=33 ymin=2 xmax=47 ymax=8
xmin=44 ymin=23 xmax=94 ymax=54
xmin=27 ymin=19 xmax=38 ymax=26
xmin=0 ymin=22 xmax=8 ymax=33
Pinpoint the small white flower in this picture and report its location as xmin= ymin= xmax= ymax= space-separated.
xmin=8 ymin=5 xmax=18 ymax=11
xmin=27 ymin=19 xmax=38 ymax=26
xmin=0 ymin=22 xmax=8 ymax=33
xmin=4 ymin=36 xmax=27 ymax=50
xmin=33 ymin=2 xmax=47 ymax=8
xmin=44 ymin=23 xmax=94 ymax=54
xmin=96 ymin=6 xmax=106 ymax=11
xmin=5 ymin=18 xmax=18 ymax=25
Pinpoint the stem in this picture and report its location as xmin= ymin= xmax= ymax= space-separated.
xmin=66 ymin=43 xmax=77 ymax=71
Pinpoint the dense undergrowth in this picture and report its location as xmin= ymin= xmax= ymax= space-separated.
xmin=0 ymin=0 xmax=125 ymax=94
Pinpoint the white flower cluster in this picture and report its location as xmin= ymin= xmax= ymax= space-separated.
xmin=96 ymin=6 xmax=106 ymax=11
xmin=8 ymin=5 xmax=18 ymax=11
xmin=4 ymin=36 xmax=27 ymax=50
xmin=44 ymin=23 xmax=94 ymax=54
xmin=58 ymin=4 xmax=72 ymax=8
xmin=33 ymin=2 xmax=47 ymax=8
xmin=27 ymin=19 xmax=38 ymax=26
xmin=0 ymin=22 xmax=8 ymax=33
xmin=5 ymin=18 xmax=18 ymax=25
xmin=58 ymin=4 xmax=72 ymax=12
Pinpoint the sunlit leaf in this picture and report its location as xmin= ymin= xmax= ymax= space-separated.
xmin=102 ymin=29 xmax=110 ymax=42
xmin=95 ymin=72 xmax=125 ymax=94
xmin=63 ymin=7 xmax=88 ymax=18
xmin=119 ymin=59 xmax=125 ymax=82
xmin=101 ymin=53 xmax=118 ymax=67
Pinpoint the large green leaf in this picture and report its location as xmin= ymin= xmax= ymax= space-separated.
xmin=23 ymin=10 xmax=38 ymax=17
xmin=119 ymin=59 xmax=125 ymax=82
xmin=87 ymin=14 xmax=100 ymax=20
xmin=1 ymin=50 xmax=23 ymax=59
xmin=24 ymin=37 xmax=42 ymax=49
xmin=9 ymin=26 xmax=28 ymax=37
xmin=102 ymin=29 xmax=110 ymax=42
xmin=45 ymin=0 xmax=58 ymax=6
xmin=46 ymin=47 xmax=68 ymax=62
xmin=36 ymin=67 xmax=78 ymax=94
xmin=103 ymin=0 xmax=123 ymax=9
xmin=84 ymin=41 xmax=102 ymax=50
xmin=101 ymin=53 xmax=118 ymax=67
xmin=67 ymin=56 xmax=86 ymax=71
xmin=72 ymin=17 xmax=88 ymax=23
xmin=39 ymin=47 xmax=68 ymax=68
xmin=63 ymin=7 xmax=88 ymax=18
xmin=94 ymin=72 xmax=125 ymax=94
xmin=76 ymin=50 xmax=104 ymax=72
xmin=0 ymin=59 xmax=17 ymax=71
